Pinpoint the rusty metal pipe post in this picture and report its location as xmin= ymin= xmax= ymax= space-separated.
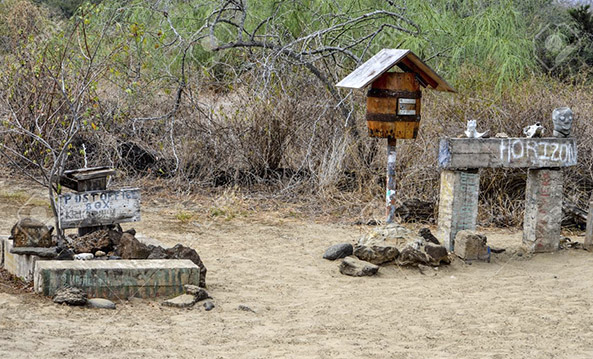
xmin=386 ymin=137 xmax=397 ymax=223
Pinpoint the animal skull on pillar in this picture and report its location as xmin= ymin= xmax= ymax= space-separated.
xmin=336 ymin=49 xmax=456 ymax=223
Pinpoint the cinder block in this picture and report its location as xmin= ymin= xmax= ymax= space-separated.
xmin=523 ymin=169 xmax=563 ymax=252
xmin=3 ymin=238 xmax=39 ymax=282
xmin=34 ymin=259 xmax=200 ymax=299
xmin=437 ymin=169 xmax=480 ymax=251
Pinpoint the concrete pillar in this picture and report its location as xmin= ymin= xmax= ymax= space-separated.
xmin=584 ymin=195 xmax=593 ymax=250
xmin=437 ymin=169 xmax=480 ymax=251
xmin=523 ymin=169 xmax=563 ymax=252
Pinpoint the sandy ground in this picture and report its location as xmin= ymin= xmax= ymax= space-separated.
xmin=1 ymin=179 xmax=593 ymax=358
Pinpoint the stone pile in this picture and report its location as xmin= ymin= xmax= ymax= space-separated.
xmin=324 ymin=224 xmax=452 ymax=277
xmin=162 ymin=284 xmax=213 ymax=310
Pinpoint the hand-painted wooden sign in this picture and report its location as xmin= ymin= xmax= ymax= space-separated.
xmin=58 ymin=188 xmax=141 ymax=229
xmin=438 ymin=138 xmax=577 ymax=169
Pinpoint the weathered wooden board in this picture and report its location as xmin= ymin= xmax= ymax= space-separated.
xmin=58 ymin=188 xmax=141 ymax=229
xmin=438 ymin=138 xmax=577 ymax=169
xmin=335 ymin=49 xmax=456 ymax=92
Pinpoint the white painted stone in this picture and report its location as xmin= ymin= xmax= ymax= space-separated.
xmin=437 ymin=169 xmax=480 ymax=251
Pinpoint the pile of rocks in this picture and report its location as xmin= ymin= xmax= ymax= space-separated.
xmin=324 ymin=223 xmax=451 ymax=276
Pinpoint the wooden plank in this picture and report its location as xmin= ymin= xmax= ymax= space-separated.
xmin=336 ymin=49 xmax=456 ymax=93
xmin=438 ymin=138 xmax=577 ymax=169
xmin=336 ymin=49 xmax=409 ymax=89
xmin=58 ymin=188 xmax=141 ymax=229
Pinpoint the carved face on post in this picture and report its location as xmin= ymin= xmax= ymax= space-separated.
xmin=552 ymin=107 xmax=573 ymax=138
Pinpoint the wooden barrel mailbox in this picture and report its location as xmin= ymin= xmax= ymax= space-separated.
xmin=366 ymin=72 xmax=421 ymax=138
xmin=336 ymin=49 xmax=456 ymax=223
xmin=337 ymin=49 xmax=456 ymax=139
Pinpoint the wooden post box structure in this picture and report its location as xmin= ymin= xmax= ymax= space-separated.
xmin=336 ymin=49 xmax=456 ymax=222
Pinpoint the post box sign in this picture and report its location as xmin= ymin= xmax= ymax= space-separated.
xmin=336 ymin=49 xmax=456 ymax=139
xmin=58 ymin=188 xmax=141 ymax=229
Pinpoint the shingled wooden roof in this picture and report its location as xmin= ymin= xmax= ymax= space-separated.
xmin=336 ymin=49 xmax=456 ymax=93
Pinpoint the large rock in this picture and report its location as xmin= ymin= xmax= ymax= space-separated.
xmin=397 ymin=242 xmax=432 ymax=267
xmin=339 ymin=256 xmax=379 ymax=277
xmin=11 ymin=218 xmax=53 ymax=248
xmin=353 ymin=244 xmax=399 ymax=265
xmin=118 ymin=233 xmax=152 ymax=259
xmin=358 ymin=223 xmax=412 ymax=248
xmin=53 ymin=287 xmax=87 ymax=306
xmin=162 ymin=294 xmax=197 ymax=308
xmin=424 ymin=243 xmax=450 ymax=265
xmin=165 ymin=244 xmax=207 ymax=288
xmin=454 ymin=230 xmax=489 ymax=261
xmin=323 ymin=243 xmax=353 ymax=260
xmin=184 ymin=284 xmax=210 ymax=301
xmin=87 ymin=298 xmax=116 ymax=310
xmin=71 ymin=229 xmax=121 ymax=254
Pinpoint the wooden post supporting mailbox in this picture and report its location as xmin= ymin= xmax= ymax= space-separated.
xmin=336 ymin=49 xmax=456 ymax=223
xmin=437 ymin=137 xmax=577 ymax=252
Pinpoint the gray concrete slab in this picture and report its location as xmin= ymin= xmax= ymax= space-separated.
xmin=34 ymin=259 xmax=200 ymax=300
xmin=3 ymin=238 xmax=39 ymax=281
xmin=437 ymin=169 xmax=480 ymax=251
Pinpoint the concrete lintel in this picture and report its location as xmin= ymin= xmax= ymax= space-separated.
xmin=439 ymin=137 xmax=577 ymax=169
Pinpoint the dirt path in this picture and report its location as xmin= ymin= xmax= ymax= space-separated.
xmin=1 ymin=178 xmax=593 ymax=358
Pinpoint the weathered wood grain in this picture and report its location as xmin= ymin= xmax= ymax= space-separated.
xmin=58 ymin=188 xmax=141 ymax=229
xmin=438 ymin=138 xmax=577 ymax=169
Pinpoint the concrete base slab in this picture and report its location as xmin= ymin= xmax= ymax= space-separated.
xmin=3 ymin=238 xmax=39 ymax=281
xmin=34 ymin=259 xmax=200 ymax=300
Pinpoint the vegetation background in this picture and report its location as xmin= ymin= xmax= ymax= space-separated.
xmin=1 ymin=0 xmax=592 ymax=227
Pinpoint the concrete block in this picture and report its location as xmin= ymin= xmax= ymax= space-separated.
xmin=523 ymin=169 xmax=563 ymax=252
xmin=3 ymin=238 xmax=39 ymax=282
xmin=34 ymin=259 xmax=200 ymax=300
xmin=454 ymin=230 xmax=489 ymax=261
xmin=585 ymin=196 xmax=593 ymax=250
xmin=437 ymin=169 xmax=480 ymax=251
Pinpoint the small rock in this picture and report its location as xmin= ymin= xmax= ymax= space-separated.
xmin=53 ymin=287 xmax=87 ymax=306
xmin=339 ymin=256 xmax=379 ymax=276
xmin=353 ymin=244 xmax=399 ymax=265
xmin=94 ymin=250 xmax=106 ymax=257
xmin=108 ymin=255 xmax=122 ymax=260
xmin=323 ymin=243 xmax=353 ymax=260
xmin=454 ymin=230 xmax=489 ymax=261
xmin=87 ymin=298 xmax=116 ymax=309
xmin=161 ymin=294 xmax=197 ymax=308
xmin=184 ymin=285 xmax=210 ymax=301
xmin=74 ymin=253 xmax=94 ymax=260
xmin=238 ymin=304 xmax=256 ymax=313
xmin=490 ymin=247 xmax=506 ymax=254
xmin=495 ymin=132 xmax=509 ymax=138
xmin=424 ymin=243 xmax=450 ymax=265
xmin=11 ymin=218 xmax=53 ymax=248
xmin=204 ymin=301 xmax=215 ymax=311
xmin=418 ymin=264 xmax=437 ymax=276
xmin=419 ymin=228 xmax=440 ymax=245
